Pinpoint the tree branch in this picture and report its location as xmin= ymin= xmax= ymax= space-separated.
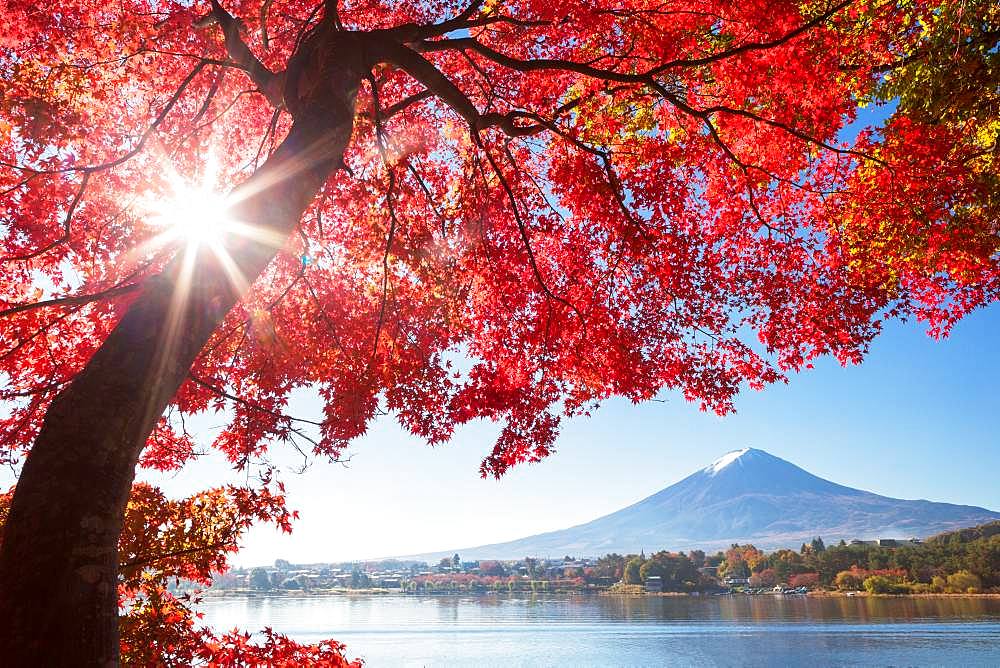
xmin=366 ymin=75 xmax=400 ymax=372
xmin=0 ymin=282 xmax=141 ymax=320
xmin=1 ymin=172 xmax=90 ymax=263
xmin=201 ymin=0 xmax=285 ymax=107
xmin=382 ymin=89 xmax=434 ymax=118
xmin=647 ymin=0 xmax=855 ymax=74
xmin=374 ymin=39 xmax=547 ymax=137
xmin=1 ymin=61 xmax=211 ymax=178
xmin=187 ymin=374 xmax=324 ymax=428
xmin=482 ymin=143 xmax=584 ymax=326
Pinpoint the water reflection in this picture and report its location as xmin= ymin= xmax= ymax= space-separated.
xmin=576 ymin=593 xmax=1000 ymax=624
xmin=199 ymin=594 xmax=1000 ymax=667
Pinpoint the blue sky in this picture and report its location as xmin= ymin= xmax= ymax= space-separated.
xmin=129 ymin=301 xmax=1000 ymax=566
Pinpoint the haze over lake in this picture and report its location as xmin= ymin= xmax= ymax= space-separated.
xmin=199 ymin=594 xmax=1000 ymax=667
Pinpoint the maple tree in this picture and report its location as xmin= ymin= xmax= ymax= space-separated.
xmin=0 ymin=483 xmax=361 ymax=665
xmin=0 ymin=0 xmax=997 ymax=662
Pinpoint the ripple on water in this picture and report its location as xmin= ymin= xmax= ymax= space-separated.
xmin=198 ymin=594 xmax=1000 ymax=667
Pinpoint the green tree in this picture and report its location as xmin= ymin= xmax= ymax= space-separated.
xmin=867 ymin=0 xmax=998 ymax=130
xmin=638 ymin=559 xmax=660 ymax=582
xmin=595 ymin=554 xmax=626 ymax=581
xmin=350 ymin=568 xmax=369 ymax=589
xmin=640 ymin=552 xmax=699 ymax=591
xmin=863 ymin=575 xmax=907 ymax=594
xmin=623 ymin=557 xmax=645 ymax=585
xmin=249 ymin=567 xmax=271 ymax=591
xmin=946 ymin=570 xmax=983 ymax=593
xmin=768 ymin=549 xmax=804 ymax=583
xmin=863 ymin=575 xmax=894 ymax=594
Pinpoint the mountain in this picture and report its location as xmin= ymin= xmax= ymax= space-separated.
xmin=415 ymin=448 xmax=1000 ymax=560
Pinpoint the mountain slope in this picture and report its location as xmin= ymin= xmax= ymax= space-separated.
xmin=420 ymin=448 xmax=1000 ymax=560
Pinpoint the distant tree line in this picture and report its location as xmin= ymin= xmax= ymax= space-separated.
xmin=239 ymin=522 xmax=1000 ymax=595
xmin=603 ymin=522 xmax=1000 ymax=593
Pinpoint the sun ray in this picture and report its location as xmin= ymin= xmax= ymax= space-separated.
xmin=148 ymin=241 xmax=199 ymax=421
xmin=217 ymin=125 xmax=349 ymax=210
xmin=132 ymin=142 xmax=326 ymax=399
xmin=206 ymin=240 xmax=250 ymax=296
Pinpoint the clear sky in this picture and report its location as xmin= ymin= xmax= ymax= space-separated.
xmin=131 ymin=301 xmax=999 ymax=567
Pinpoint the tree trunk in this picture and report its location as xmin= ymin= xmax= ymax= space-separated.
xmin=0 ymin=95 xmax=356 ymax=663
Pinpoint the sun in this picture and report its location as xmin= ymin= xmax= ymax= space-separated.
xmin=146 ymin=160 xmax=236 ymax=251
xmin=136 ymin=150 xmax=291 ymax=297
xmin=139 ymin=147 xmax=298 ymax=263
xmin=152 ymin=188 xmax=235 ymax=249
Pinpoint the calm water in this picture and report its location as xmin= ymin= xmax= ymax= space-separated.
xmin=198 ymin=594 xmax=1000 ymax=667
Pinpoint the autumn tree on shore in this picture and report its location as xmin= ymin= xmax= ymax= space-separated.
xmin=1 ymin=0 xmax=997 ymax=662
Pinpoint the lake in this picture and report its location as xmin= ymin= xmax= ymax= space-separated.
xmin=198 ymin=593 xmax=1000 ymax=666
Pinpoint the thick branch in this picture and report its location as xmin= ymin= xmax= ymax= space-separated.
xmin=387 ymin=0 xmax=485 ymax=41
xmin=413 ymin=37 xmax=646 ymax=84
xmin=414 ymin=0 xmax=853 ymax=81
xmin=382 ymin=89 xmax=434 ymax=118
xmin=374 ymin=39 xmax=546 ymax=137
xmin=202 ymin=0 xmax=285 ymax=107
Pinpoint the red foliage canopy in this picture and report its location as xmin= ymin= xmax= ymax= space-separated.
xmin=3 ymin=0 xmax=996 ymax=477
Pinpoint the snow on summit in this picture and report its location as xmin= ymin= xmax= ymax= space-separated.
xmin=705 ymin=447 xmax=751 ymax=475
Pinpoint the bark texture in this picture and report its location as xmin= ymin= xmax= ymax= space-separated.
xmin=0 ymin=35 xmax=366 ymax=664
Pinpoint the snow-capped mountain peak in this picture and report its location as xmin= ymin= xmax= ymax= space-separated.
xmin=413 ymin=447 xmax=1000 ymax=560
xmin=705 ymin=447 xmax=751 ymax=475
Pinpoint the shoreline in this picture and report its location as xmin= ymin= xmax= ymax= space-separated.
xmin=807 ymin=591 xmax=1000 ymax=599
xmin=197 ymin=587 xmax=1000 ymax=600
xmin=601 ymin=591 xmax=1000 ymax=599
